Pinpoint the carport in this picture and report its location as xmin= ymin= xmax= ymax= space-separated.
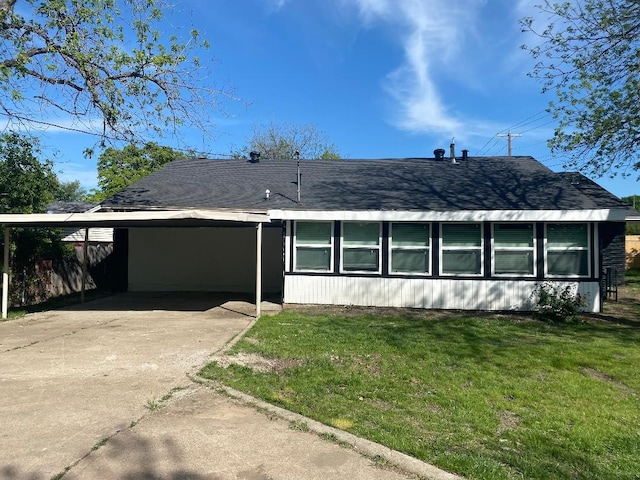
xmin=0 ymin=209 xmax=271 ymax=319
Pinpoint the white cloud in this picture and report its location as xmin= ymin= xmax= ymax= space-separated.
xmin=344 ymin=0 xmax=487 ymax=135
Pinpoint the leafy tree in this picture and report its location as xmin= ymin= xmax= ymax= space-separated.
xmin=521 ymin=0 xmax=640 ymax=177
xmin=91 ymin=142 xmax=185 ymax=200
xmin=0 ymin=0 xmax=227 ymax=146
xmin=233 ymin=123 xmax=340 ymax=160
xmin=0 ymin=132 xmax=60 ymax=213
xmin=55 ymin=180 xmax=87 ymax=202
xmin=0 ymin=132 xmax=72 ymax=305
xmin=622 ymin=195 xmax=640 ymax=212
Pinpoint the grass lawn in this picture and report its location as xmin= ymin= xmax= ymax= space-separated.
xmin=200 ymin=283 xmax=640 ymax=479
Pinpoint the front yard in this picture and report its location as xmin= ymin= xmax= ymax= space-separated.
xmin=200 ymin=281 xmax=640 ymax=480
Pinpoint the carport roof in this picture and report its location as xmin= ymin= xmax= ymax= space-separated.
xmin=0 ymin=208 xmax=270 ymax=227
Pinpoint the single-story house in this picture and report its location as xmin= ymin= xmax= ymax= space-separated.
xmin=0 ymin=153 xmax=629 ymax=317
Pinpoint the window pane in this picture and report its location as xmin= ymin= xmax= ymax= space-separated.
xmin=392 ymin=223 xmax=430 ymax=247
xmin=343 ymin=223 xmax=380 ymax=246
xmin=391 ymin=249 xmax=429 ymax=273
xmin=442 ymin=224 xmax=481 ymax=247
xmin=296 ymin=222 xmax=332 ymax=245
xmin=548 ymin=251 xmax=588 ymax=276
xmin=343 ymin=248 xmax=379 ymax=271
xmin=442 ymin=250 xmax=482 ymax=274
xmin=495 ymin=251 xmax=533 ymax=274
xmin=296 ymin=247 xmax=331 ymax=271
xmin=494 ymin=224 xmax=533 ymax=247
xmin=547 ymin=224 xmax=588 ymax=248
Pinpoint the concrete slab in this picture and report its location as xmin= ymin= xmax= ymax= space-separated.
xmin=0 ymin=293 xmax=432 ymax=480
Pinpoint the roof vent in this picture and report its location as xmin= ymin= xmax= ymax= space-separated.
xmin=462 ymin=149 xmax=468 ymax=161
xmin=249 ymin=151 xmax=261 ymax=163
xmin=434 ymin=148 xmax=445 ymax=160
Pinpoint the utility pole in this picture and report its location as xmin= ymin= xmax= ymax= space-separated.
xmin=496 ymin=131 xmax=522 ymax=157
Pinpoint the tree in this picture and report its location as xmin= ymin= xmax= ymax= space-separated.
xmin=622 ymin=195 xmax=640 ymax=211
xmin=0 ymin=132 xmax=60 ymax=213
xmin=0 ymin=0 xmax=228 ymax=146
xmin=55 ymin=180 xmax=87 ymax=202
xmin=233 ymin=123 xmax=340 ymax=160
xmin=0 ymin=132 xmax=73 ymax=305
xmin=521 ymin=0 xmax=640 ymax=178
xmin=91 ymin=142 xmax=185 ymax=200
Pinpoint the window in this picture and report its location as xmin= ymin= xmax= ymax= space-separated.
xmin=493 ymin=223 xmax=535 ymax=276
xmin=389 ymin=223 xmax=430 ymax=274
xmin=294 ymin=221 xmax=333 ymax=272
xmin=546 ymin=223 xmax=589 ymax=276
xmin=441 ymin=223 xmax=482 ymax=275
xmin=341 ymin=222 xmax=381 ymax=273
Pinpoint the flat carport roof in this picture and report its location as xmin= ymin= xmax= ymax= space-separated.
xmin=0 ymin=209 xmax=271 ymax=319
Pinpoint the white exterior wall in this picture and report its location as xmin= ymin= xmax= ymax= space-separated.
xmin=284 ymin=275 xmax=601 ymax=312
xmin=128 ymin=227 xmax=282 ymax=292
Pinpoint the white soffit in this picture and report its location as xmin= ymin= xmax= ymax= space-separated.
xmin=0 ymin=209 xmax=270 ymax=226
xmin=268 ymin=209 xmax=627 ymax=222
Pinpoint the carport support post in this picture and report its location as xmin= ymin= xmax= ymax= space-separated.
xmin=2 ymin=227 xmax=10 ymax=319
xmin=256 ymin=222 xmax=262 ymax=318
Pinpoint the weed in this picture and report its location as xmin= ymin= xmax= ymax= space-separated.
xmin=289 ymin=420 xmax=310 ymax=432
xmin=91 ymin=437 xmax=108 ymax=451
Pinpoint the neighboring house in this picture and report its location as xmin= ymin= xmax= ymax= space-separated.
xmin=42 ymin=201 xmax=114 ymax=298
xmin=91 ymin=154 xmax=628 ymax=313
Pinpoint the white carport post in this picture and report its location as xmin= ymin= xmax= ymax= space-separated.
xmin=256 ymin=222 xmax=262 ymax=318
xmin=80 ymin=227 xmax=89 ymax=303
xmin=2 ymin=226 xmax=10 ymax=319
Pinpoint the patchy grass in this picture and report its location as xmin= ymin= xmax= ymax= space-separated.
xmin=2 ymin=289 xmax=111 ymax=321
xmin=200 ymin=304 xmax=640 ymax=480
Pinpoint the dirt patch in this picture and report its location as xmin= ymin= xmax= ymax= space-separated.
xmin=496 ymin=411 xmax=521 ymax=434
xmin=581 ymin=367 xmax=632 ymax=394
xmin=212 ymin=353 xmax=302 ymax=374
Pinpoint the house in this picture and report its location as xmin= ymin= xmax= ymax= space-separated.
xmin=88 ymin=153 xmax=626 ymax=314
xmin=0 ymin=153 xmax=628 ymax=318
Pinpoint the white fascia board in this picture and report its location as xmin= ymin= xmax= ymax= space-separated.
xmin=0 ymin=209 xmax=271 ymax=225
xmin=268 ymin=209 xmax=627 ymax=222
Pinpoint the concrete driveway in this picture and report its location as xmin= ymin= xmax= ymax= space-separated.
xmin=0 ymin=293 xmax=442 ymax=480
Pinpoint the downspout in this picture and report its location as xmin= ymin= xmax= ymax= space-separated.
xmin=256 ymin=222 xmax=262 ymax=318
xmin=2 ymin=226 xmax=10 ymax=319
xmin=80 ymin=227 xmax=89 ymax=303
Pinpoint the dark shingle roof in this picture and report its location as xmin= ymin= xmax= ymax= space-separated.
xmin=101 ymin=156 xmax=624 ymax=212
xmin=47 ymin=201 xmax=99 ymax=214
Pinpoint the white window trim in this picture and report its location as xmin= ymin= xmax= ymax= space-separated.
xmin=544 ymin=222 xmax=591 ymax=278
xmin=491 ymin=223 xmax=536 ymax=277
xmin=340 ymin=222 xmax=382 ymax=274
xmin=388 ymin=222 xmax=431 ymax=276
xmin=439 ymin=222 xmax=484 ymax=277
xmin=293 ymin=221 xmax=334 ymax=273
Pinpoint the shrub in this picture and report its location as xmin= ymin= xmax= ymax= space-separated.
xmin=531 ymin=282 xmax=586 ymax=322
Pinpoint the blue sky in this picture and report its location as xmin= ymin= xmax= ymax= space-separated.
xmin=36 ymin=0 xmax=638 ymax=198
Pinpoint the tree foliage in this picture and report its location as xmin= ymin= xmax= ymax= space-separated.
xmin=0 ymin=0 xmax=227 ymax=145
xmin=233 ymin=123 xmax=340 ymax=160
xmin=92 ymin=142 xmax=185 ymax=200
xmin=0 ymin=132 xmax=60 ymax=213
xmin=521 ymin=0 xmax=640 ymax=177
xmin=0 ymin=132 xmax=74 ymax=305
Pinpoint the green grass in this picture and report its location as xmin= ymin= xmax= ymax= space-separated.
xmin=625 ymin=269 xmax=640 ymax=291
xmin=200 ymin=310 xmax=640 ymax=479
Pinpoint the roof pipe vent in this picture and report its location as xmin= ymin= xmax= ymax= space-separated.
xmin=433 ymin=148 xmax=445 ymax=160
xmin=249 ymin=151 xmax=261 ymax=163
xmin=449 ymin=138 xmax=455 ymax=160
xmin=462 ymin=149 xmax=468 ymax=161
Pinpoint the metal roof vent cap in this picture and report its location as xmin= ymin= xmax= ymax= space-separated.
xmin=434 ymin=148 xmax=445 ymax=160
xmin=249 ymin=151 xmax=261 ymax=163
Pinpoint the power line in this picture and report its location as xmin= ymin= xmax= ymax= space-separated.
xmin=496 ymin=132 xmax=522 ymax=156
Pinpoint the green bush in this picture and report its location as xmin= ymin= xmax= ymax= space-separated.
xmin=531 ymin=282 xmax=586 ymax=322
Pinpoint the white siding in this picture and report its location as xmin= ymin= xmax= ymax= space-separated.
xmin=61 ymin=227 xmax=114 ymax=243
xmin=129 ymin=227 xmax=283 ymax=293
xmin=284 ymin=275 xmax=601 ymax=312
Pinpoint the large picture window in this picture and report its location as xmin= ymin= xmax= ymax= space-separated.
xmin=545 ymin=223 xmax=589 ymax=276
xmin=294 ymin=221 xmax=333 ymax=272
xmin=441 ymin=223 xmax=483 ymax=275
xmin=493 ymin=223 xmax=535 ymax=276
xmin=389 ymin=223 xmax=430 ymax=274
xmin=341 ymin=222 xmax=381 ymax=273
